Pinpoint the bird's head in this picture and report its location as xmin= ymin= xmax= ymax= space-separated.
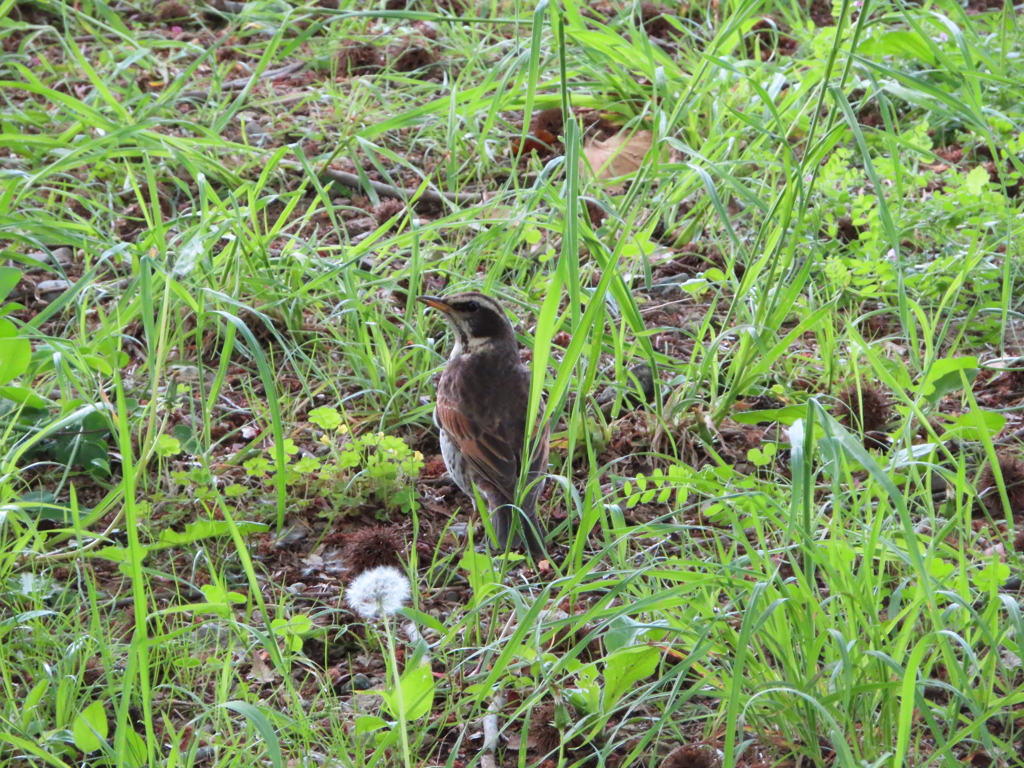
xmin=417 ymin=291 xmax=516 ymax=355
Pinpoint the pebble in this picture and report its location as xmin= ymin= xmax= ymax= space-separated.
xmin=350 ymin=673 xmax=373 ymax=691
xmin=32 ymin=246 xmax=73 ymax=266
xmin=345 ymin=217 xmax=377 ymax=237
xmin=243 ymin=119 xmax=270 ymax=146
xmin=336 ymin=672 xmax=376 ymax=694
xmin=273 ymin=523 xmax=311 ymax=549
xmin=647 ymin=273 xmax=691 ymax=295
xmin=35 ymin=279 xmax=70 ymax=302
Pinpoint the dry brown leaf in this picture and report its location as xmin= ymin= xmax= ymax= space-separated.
xmin=580 ymin=130 xmax=655 ymax=181
xmin=246 ymin=653 xmax=280 ymax=684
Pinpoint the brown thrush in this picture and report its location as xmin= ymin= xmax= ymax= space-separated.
xmin=418 ymin=291 xmax=548 ymax=555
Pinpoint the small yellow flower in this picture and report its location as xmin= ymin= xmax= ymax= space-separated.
xmin=377 ymin=431 xmax=385 ymax=439
xmin=337 ymin=424 xmax=349 ymax=435
xmin=319 ymin=435 xmax=332 ymax=446
xmin=413 ymin=451 xmax=424 ymax=462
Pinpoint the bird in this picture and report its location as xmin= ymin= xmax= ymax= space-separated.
xmin=417 ymin=291 xmax=548 ymax=556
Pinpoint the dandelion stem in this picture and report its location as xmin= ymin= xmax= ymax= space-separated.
xmin=382 ymin=612 xmax=413 ymax=768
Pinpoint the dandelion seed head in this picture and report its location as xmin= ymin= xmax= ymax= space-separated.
xmin=346 ymin=565 xmax=411 ymax=620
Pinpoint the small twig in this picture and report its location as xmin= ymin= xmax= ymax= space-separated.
xmin=29 ymin=510 xmax=124 ymax=564
xmin=72 ymin=32 xmax=141 ymax=43
xmin=258 ymin=91 xmax=313 ymax=107
xmin=323 ymin=168 xmax=484 ymax=206
xmin=222 ymin=62 xmax=305 ymax=90
xmin=179 ymin=62 xmax=306 ymax=102
xmin=106 ymin=589 xmax=205 ymax=609
xmin=480 ymin=693 xmax=505 ymax=768
xmin=996 ymin=425 xmax=1024 ymax=445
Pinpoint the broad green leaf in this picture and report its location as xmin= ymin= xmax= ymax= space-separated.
xmin=747 ymin=443 xmax=777 ymax=467
xmin=154 ymin=434 xmax=181 ymax=457
xmin=603 ymin=645 xmax=660 ymax=709
xmin=0 ymin=328 xmax=30 ymax=386
xmin=604 ymin=616 xmax=648 ymax=653
xmin=458 ymin=549 xmax=500 ymax=606
xmin=927 ymin=559 xmax=955 ymax=582
xmin=159 ymin=519 xmax=268 ymax=544
xmin=973 ymin=562 xmax=1010 ymax=592
xmin=355 ymin=715 xmax=389 ymax=735
xmin=939 ymin=410 xmax=1006 ymax=441
xmin=92 ymin=545 xmax=147 ymax=562
xmin=308 ymin=406 xmax=342 ymax=430
xmin=120 ymin=729 xmax=147 ymax=768
xmin=964 ymin=165 xmax=989 ymax=196
xmin=858 ymin=31 xmax=936 ymax=65
xmin=0 ymin=385 xmax=49 ymax=407
xmin=920 ymin=357 xmax=978 ymax=404
xmin=72 ymin=701 xmax=108 ymax=753
xmin=733 ymin=404 xmax=807 ymax=425
xmin=0 ymin=267 xmax=20 ymax=302
xmin=381 ymin=663 xmax=434 ymax=722
xmin=272 ymin=613 xmax=314 ymax=637
xmin=201 ymin=583 xmax=247 ymax=605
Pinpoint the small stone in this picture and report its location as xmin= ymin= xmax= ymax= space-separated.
xmin=243 ymin=119 xmax=270 ymax=145
xmin=627 ymin=363 xmax=656 ymax=403
xmin=351 ymin=673 xmax=373 ymax=690
xmin=1000 ymin=649 xmax=1022 ymax=669
xmin=345 ymin=217 xmax=377 ymax=237
xmin=413 ymin=20 xmax=438 ymax=39
xmin=32 ymin=246 xmax=73 ymax=266
xmin=35 ymin=279 xmax=69 ymax=301
xmin=597 ymin=362 xmax=656 ymax=413
xmin=339 ymin=675 xmax=376 ymax=696
xmin=273 ymin=523 xmax=311 ymax=549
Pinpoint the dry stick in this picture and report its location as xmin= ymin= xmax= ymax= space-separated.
xmin=179 ymin=62 xmax=306 ymax=101
xmin=323 ymin=168 xmax=484 ymax=206
xmin=480 ymin=693 xmax=505 ymax=768
xmin=31 ymin=514 xmax=125 ymax=563
xmin=996 ymin=425 xmax=1024 ymax=445
xmin=107 ymin=590 xmax=204 ymax=610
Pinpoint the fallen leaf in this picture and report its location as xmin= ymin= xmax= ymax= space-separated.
xmin=246 ymin=654 xmax=280 ymax=684
xmin=580 ymin=130 xmax=654 ymax=181
xmin=512 ymin=129 xmax=558 ymax=156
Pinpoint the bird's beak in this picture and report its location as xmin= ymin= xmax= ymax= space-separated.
xmin=417 ymin=295 xmax=453 ymax=313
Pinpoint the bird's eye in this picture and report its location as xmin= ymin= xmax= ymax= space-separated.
xmin=463 ymin=301 xmax=479 ymax=312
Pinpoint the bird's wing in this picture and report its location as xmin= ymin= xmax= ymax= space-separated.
xmin=435 ymin=388 xmax=520 ymax=503
xmin=528 ymin=419 xmax=550 ymax=478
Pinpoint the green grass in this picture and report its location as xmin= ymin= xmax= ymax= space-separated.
xmin=2 ymin=0 xmax=1024 ymax=765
